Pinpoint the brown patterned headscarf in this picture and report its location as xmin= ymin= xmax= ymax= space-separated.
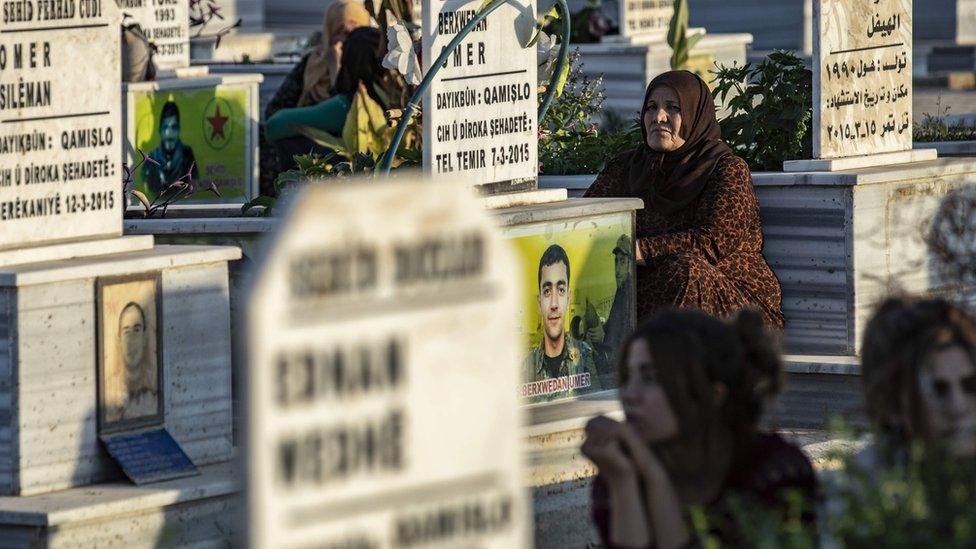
xmin=626 ymin=70 xmax=731 ymax=215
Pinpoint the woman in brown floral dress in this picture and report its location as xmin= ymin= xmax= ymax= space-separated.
xmin=584 ymin=70 xmax=783 ymax=328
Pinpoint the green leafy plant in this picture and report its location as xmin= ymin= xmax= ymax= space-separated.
xmin=667 ymin=0 xmax=704 ymax=70
xmin=243 ymin=83 xmax=420 ymax=215
xmin=827 ymin=443 xmax=976 ymax=547
xmin=914 ymin=101 xmax=976 ymax=142
xmin=712 ymin=50 xmax=813 ymax=171
xmin=538 ymin=49 xmax=642 ymax=175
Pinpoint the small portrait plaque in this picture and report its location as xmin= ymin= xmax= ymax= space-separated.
xmin=96 ymin=273 xmax=164 ymax=434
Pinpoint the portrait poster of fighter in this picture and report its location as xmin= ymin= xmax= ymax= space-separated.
xmin=504 ymin=212 xmax=636 ymax=403
xmin=131 ymin=87 xmax=251 ymax=202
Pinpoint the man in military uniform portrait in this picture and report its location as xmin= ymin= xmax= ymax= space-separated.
xmin=143 ymin=101 xmax=199 ymax=195
xmin=603 ymin=233 xmax=635 ymax=356
xmin=523 ymin=244 xmax=601 ymax=396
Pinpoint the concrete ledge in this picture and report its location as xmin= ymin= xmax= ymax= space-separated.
xmin=126 ymin=217 xmax=276 ymax=236
xmin=915 ymin=140 xmax=976 ymax=156
xmin=493 ymin=197 xmax=644 ymax=227
xmin=0 ymin=463 xmax=236 ymax=527
xmin=782 ymin=149 xmax=938 ymax=172
xmin=0 ymin=245 xmax=242 ymax=286
xmin=0 ymin=236 xmax=154 ymax=268
xmin=482 ymin=189 xmax=567 ymax=209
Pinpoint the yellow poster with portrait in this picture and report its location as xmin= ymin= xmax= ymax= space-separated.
xmin=503 ymin=211 xmax=636 ymax=403
xmin=131 ymin=86 xmax=251 ymax=202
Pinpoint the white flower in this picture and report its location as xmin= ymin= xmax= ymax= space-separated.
xmin=383 ymin=18 xmax=422 ymax=86
xmin=537 ymin=32 xmax=559 ymax=84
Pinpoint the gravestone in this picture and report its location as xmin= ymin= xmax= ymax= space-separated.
xmin=602 ymin=0 xmax=674 ymax=43
xmin=783 ymin=0 xmax=936 ymax=171
xmin=117 ymin=0 xmax=190 ymax=69
xmin=0 ymin=0 xmax=240 ymax=543
xmin=422 ymin=0 xmax=539 ymax=195
xmin=0 ymin=0 xmax=123 ymax=250
xmin=247 ymin=178 xmax=528 ymax=548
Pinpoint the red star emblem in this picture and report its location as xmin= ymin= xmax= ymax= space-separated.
xmin=207 ymin=105 xmax=229 ymax=141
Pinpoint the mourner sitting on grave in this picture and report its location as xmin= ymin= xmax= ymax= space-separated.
xmin=584 ymin=70 xmax=783 ymax=328
xmin=265 ymin=27 xmax=385 ymax=164
xmin=582 ymin=309 xmax=817 ymax=548
xmin=259 ymin=0 xmax=371 ymax=191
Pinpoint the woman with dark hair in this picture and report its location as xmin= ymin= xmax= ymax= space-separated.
xmin=265 ymin=26 xmax=384 ymax=147
xmin=582 ymin=309 xmax=816 ymax=547
xmin=861 ymin=296 xmax=976 ymax=459
xmin=583 ymin=71 xmax=783 ymax=328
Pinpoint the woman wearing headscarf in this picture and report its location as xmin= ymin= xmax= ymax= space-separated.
xmin=259 ymin=0 xmax=372 ymax=193
xmin=584 ymin=70 xmax=783 ymax=328
xmin=265 ymin=27 xmax=384 ymax=143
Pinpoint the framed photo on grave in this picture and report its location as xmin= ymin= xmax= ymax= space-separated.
xmin=504 ymin=211 xmax=636 ymax=403
xmin=95 ymin=273 xmax=164 ymax=435
xmin=125 ymin=80 xmax=260 ymax=205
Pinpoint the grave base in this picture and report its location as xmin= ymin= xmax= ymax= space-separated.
xmin=0 ymin=236 xmax=152 ymax=268
xmin=0 ymin=463 xmax=239 ymax=547
xmin=782 ymin=149 xmax=938 ymax=172
xmin=0 ymin=243 xmax=239 ymax=496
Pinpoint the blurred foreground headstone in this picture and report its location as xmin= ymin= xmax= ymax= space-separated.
xmin=246 ymin=177 xmax=529 ymax=548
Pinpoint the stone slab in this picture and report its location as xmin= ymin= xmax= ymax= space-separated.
xmin=492 ymin=197 xmax=644 ymax=227
xmin=0 ymin=236 xmax=153 ymax=268
xmin=125 ymin=217 xmax=275 ymax=235
xmin=0 ymin=245 xmax=240 ymax=287
xmin=783 ymin=148 xmax=937 ymax=172
xmin=812 ymin=0 xmax=914 ymax=159
xmin=914 ymin=140 xmax=976 ymax=156
xmin=0 ymin=463 xmax=238 ymax=547
xmin=0 ymin=0 xmax=124 ymax=250
xmin=0 ymin=462 xmax=235 ymax=527
xmin=481 ymin=189 xmax=567 ymax=209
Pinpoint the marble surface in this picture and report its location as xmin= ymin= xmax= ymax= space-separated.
xmin=0 ymin=245 xmax=240 ymax=287
xmin=813 ymin=0 xmax=914 ymax=158
xmin=422 ymin=0 xmax=538 ymax=188
xmin=246 ymin=178 xmax=528 ymax=547
xmin=0 ymin=0 xmax=123 ymax=249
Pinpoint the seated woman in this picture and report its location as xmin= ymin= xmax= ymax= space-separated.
xmin=265 ymin=27 xmax=384 ymax=160
xmin=582 ymin=309 xmax=817 ymax=548
xmin=584 ymin=71 xmax=783 ymax=328
xmin=259 ymin=0 xmax=371 ymax=191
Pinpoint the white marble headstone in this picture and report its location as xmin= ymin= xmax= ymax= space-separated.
xmin=422 ymin=0 xmax=538 ymax=191
xmin=813 ymin=0 xmax=913 ymax=159
xmin=117 ymin=0 xmax=190 ymax=69
xmin=246 ymin=178 xmax=528 ymax=548
xmin=619 ymin=0 xmax=673 ymax=38
xmin=0 ymin=0 xmax=123 ymax=250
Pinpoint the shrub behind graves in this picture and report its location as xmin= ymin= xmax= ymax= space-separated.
xmin=538 ymin=49 xmax=642 ymax=174
xmin=712 ymin=51 xmax=812 ymax=171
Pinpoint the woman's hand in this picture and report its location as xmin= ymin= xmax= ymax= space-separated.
xmin=635 ymin=243 xmax=646 ymax=266
xmin=581 ymin=415 xmax=635 ymax=482
xmin=615 ymin=421 xmax=667 ymax=483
